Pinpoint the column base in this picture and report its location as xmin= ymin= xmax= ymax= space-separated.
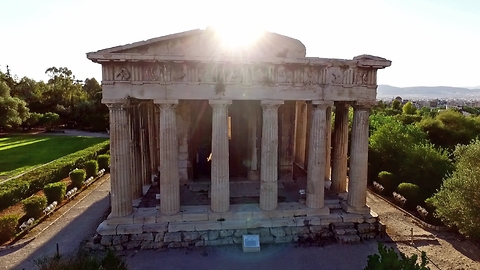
xmin=248 ymin=170 xmax=259 ymax=180
xmin=341 ymin=201 xmax=370 ymax=214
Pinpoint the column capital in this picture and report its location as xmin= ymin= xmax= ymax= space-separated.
xmin=311 ymin=100 xmax=333 ymax=109
xmin=261 ymin=100 xmax=283 ymax=110
xmin=353 ymin=101 xmax=376 ymax=110
xmin=102 ymin=99 xmax=131 ymax=110
xmin=209 ymin=100 xmax=232 ymax=106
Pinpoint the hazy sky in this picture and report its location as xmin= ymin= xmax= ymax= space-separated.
xmin=1 ymin=0 xmax=479 ymax=87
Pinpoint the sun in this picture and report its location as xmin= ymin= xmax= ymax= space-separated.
xmin=210 ymin=23 xmax=264 ymax=49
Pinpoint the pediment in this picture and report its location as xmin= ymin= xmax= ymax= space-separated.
xmin=89 ymin=28 xmax=307 ymax=60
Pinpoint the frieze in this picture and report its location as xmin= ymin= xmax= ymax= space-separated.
xmin=108 ymin=62 xmax=378 ymax=86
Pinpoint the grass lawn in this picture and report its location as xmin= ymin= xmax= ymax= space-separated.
xmin=0 ymin=135 xmax=108 ymax=179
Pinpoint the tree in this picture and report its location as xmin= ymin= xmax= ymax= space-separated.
xmin=402 ymin=101 xmax=417 ymax=115
xmin=365 ymin=243 xmax=430 ymax=270
xmin=0 ymin=81 xmax=29 ymax=130
xmin=39 ymin=112 xmax=60 ymax=131
xmin=368 ymin=115 xmax=452 ymax=197
xmin=429 ymin=139 xmax=480 ymax=240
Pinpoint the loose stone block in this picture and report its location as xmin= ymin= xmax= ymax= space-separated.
xmin=309 ymin=225 xmax=329 ymax=234
xmin=208 ymin=230 xmax=220 ymax=241
xmin=356 ymin=223 xmax=376 ymax=233
xmin=131 ymin=233 xmax=154 ymax=241
xmin=117 ymin=224 xmax=143 ymax=235
xmin=234 ymin=229 xmax=248 ymax=238
xmin=168 ymin=222 xmax=196 ymax=232
xmin=164 ymin=232 xmax=182 ymax=243
xmin=125 ymin=241 xmax=142 ymax=249
xmin=221 ymin=237 xmax=234 ymax=245
xmin=259 ymin=228 xmax=271 ymax=237
xmin=270 ymin=228 xmax=286 ymax=237
xmin=359 ymin=232 xmax=377 ymax=240
xmin=114 ymin=245 xmax=124 ymax=251
xmin=154 ymin=233 xmax=166 ymax=242
xmin=183 ymin=231 xmax=200 ymax=242
xmin=219 ymin=230 xmax=234 ymax=238
xmin=100 ymin=235 xmax=112 ymax=246
xmin=112 ymin=236 xmax=123 ymax=245
xmin=334 ymin=229 xmax=346 ymax=235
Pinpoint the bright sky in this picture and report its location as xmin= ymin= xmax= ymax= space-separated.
xmin=1 ymin=0 xmax=479 ymax=87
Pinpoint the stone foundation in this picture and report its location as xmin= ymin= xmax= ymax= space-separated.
xmin=87 ymin=201 xmax=384 ymax=251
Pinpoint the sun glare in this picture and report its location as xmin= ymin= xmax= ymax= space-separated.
xmin=211 ymin=23 xmax=264 ymax=49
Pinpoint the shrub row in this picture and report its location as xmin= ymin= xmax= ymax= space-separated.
xmin=0 ymin=215 xmax=20 ymax=243
xmin=0 ymin=140 xmax=109 ymax=211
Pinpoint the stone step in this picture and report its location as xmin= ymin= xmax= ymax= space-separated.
xmin=335 ymin=234 xmax=361 ymax=244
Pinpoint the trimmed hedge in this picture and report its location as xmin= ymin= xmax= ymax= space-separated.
xmin=397 ymin=182 xmax=421 ymax=207
xmin=377 ymin=171 xmax=397 ymax=194
xmin=97 ymin=154 xmax=110 ymax=171
xmin=70 ymin=169 xmax=86 ymax=189
xmin=0 ymin=140 xmax=109 ymax=211
xmin=85 ymin=160 xmax=99 ymax=178
xmin=0 ymin=214 xmax=19 ymax=243
xmin=44 ymin=182 xmax=67 ymax=203
xmin=22 ymin=195 xmax=47 ymax=219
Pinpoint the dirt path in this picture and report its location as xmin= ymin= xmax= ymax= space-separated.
xmin=0 ymin=177 xmax=111 ymax=270
xmin=367 ymin=191 xmax=480 ymax=270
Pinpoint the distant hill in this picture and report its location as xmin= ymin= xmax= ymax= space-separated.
xmin=377 ymin=85 xmax=480 ymax=99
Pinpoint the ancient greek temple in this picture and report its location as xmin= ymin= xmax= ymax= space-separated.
xmin=87 ymin=28 xmax=391 ymax=248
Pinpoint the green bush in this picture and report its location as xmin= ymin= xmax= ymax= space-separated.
xmin=397 ymin=182 xmax=421 ymax=207
xmin=44 ymin=182 xmax=67 ymax=204
xmin=22 ymin=195 xmax=47 ymax=219
xmin=0 ymin=214 xmax=20 ymax=243
xmin=97 ymin=154 xmax=110 ymax=171
xmin=70 ymin=169 xmax=86 ymax=189
xmin=85 ymin=160 xmax=99 ymax=178
xmin=365 ymin=243 xmax=430 ymax=270
xmin=377 ymin=171 xmax=397 ymax=194
xmin=0 ymin=140 xmax=109 ymax=211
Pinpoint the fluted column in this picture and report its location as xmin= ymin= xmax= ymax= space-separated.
xmin=248 ymin=106 xmax=259 ymax=180
xmin=209 ymin=100 xmax=231 ymax=213
xmin=103 ymin=99 xmax=132 ymax=217
xmin=325 ymin=106 xmax=332 ymax=182
xmin=343 ymin=102 xmax=373 ymax=214
xmin=147 ymin=102 xmax=157 ymax=183
xmin=139 ymin=103 xmax=151 ymax=186
xmin=259 ymin=100 xmax=283 ymax=211
xmin=155 ymin=100 xmax=180 ymax=215
xmin=129 ymin=102 xmax=143 ymax=199
xmin=331 ymin=102 xmax=349 ymax=194
xmin=306 ymin=101 xmax=333 ymax=209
